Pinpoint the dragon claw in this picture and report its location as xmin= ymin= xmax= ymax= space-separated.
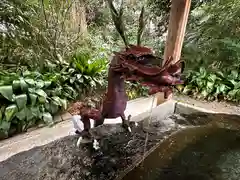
xmin=122 ymin=123 xmax=132 ymax=133
xmin=76 ymin=137 xmax=100 ymax=150
xmin=76 ymin=136 xmax=92 ymax=147
xmin=93 ymin=139 xmax=100 ymax=150
xmin=122 ymin=114 xmax=132 ymax=133
xmin=76 ymin=136 xmax=82 ymax=147
xmin=135 ymin=122 xmax=138 ymax=127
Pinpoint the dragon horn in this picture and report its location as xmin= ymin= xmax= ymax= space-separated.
xmin=107 ymin=0 xmax=129 ymax=47
xmin=173 ymin=59 xmax=185 ymax=73
xmin=137 ymin=6 xmax=145 ymax=46
xmin=161 ymin=56 xmax=173 ymax=72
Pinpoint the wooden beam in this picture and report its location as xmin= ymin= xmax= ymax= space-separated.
xmin=163 ymin=0 xmax=191 ymax=64
xmin=156 ymin=0 xmax=191 ymax=105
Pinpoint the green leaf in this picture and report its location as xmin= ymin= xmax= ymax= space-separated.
xmin=219 ymin=84 xmax=226 ymax=93
xmin=78 ymin=77 xmax=84 ymax=83
xmin=196 ymin=79 xmax=206 ymax=88
xmin=51 ymin=96 xmax=62 ymax=106
xmin=42 ymin=112 xmax=53 ymax=125
xmin=26 ymin=108 xmax=34 ymax=121
xmin=59 ymin=99 xmax=67 ymax=110
xmin=36 ymin=89 xmax=47 ymax=98
xmin=83 ymin=75 xmax=90 ymax=80
xmin=15 ymin=107 xmax=33 ymax=121
xmin=4 ymin=104 xmax=18 ymax=121
xmin=229 ymin=70 xmax=238 ymax=80
xmin=200 ymin=89 xmax=208 ymax=98
xmin=44 ymin=103 xmax=50 ymax=112
xmin=23 ymin=70 xmax=31 ymax=77
xmin=64 ymin=85 xmax=77 ymax=96
xmin=31 ymin=107 xmax=41 ymax=118
xmin=76 ymin=74 xmax=82 ymax=80
xmin=38 ymin=96 xmax=47 ymax=104
xmin=228 ymin=89 xmax=238 ymax=98
xmin=0 ymin=106 xmax=5 ymax=120
xmin=39 ymin=105 xmax=45 ymax=113
xmin=90 ymin=80 xmax=97 ymax=87
xmin=199 ymin=67 xmax=207 ymax=77
xmin=208 ymin=74 xmax=217 ymax=82
xmin=70 ymin=77 xmax=76 ymax=84
xmin=0 ymin=121 xmax=11 ymax=134
xmin=28 ymin=88 xmax=35 ymax=94
xmin=16 ymin=109 xmax=26 ymax=121
xmin=36 ymin=80 xmax=45 ymax=89
xmin=12 ymin=80 xmax=21 ymax=91
xmin=44 ymin=81 xmax=52 ymax=88
xmin=214 ymin=86 xmax=220 ymax=97
xmin=229 ymin=80 xmax=237 ymax=86
xmin=42 ymin=0 xmax=50 ymax=8
xmin=25 ymin=78 xmax=35 ymax=86
xmin=29 ymin=93 xmax=37 ymax=106
xmin=52 ymin=87 xmax=62 ymax=96
xmin=236 ymin=90 xmax=240 ymax=100
xmin=68 ymin=68 xmax=75 ymax=74
xmin=36 ymin=89 xmax=48 ymax=104
xmin=206 ymin=81 xmax=214 ymax=90
xmin=50 ymin=103 xmax=59 ymax=114
xmin=182 ymin=85 xmax=193 ymax=95
xmin=235 ymin=82 xmax=240 ymax=89
xmin=216 ymin=71 xmax=225 ymax=78
xmin=15 ymin=94 xmax=27 ymax=110
xmin=0 ymin=86 xmax=13 ymax=101
xmin=20 ymin=78 xmax=28 ymax=92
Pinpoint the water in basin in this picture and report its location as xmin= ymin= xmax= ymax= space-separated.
xmin=122 ymin=113 xmax=240 ymax=180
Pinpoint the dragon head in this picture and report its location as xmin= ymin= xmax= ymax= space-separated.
xmin=111 ymin=45 xmax=185 ymax=98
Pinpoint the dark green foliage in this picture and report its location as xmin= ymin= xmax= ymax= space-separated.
xmin=183 ymin=0 xmax=240 ymax=69
xmin=0 ymin=51 xmax=108 ymax=139
xmin=179 ymin=0 xmax=240 ymax=103
xmin=0 ymin=0 xmax=88 ymax=71
xmin=181 ymin=67 xmax=240 ymax=102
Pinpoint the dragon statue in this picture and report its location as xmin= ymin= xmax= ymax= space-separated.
xmin=68 ymin=1 xmax=185 ymax=148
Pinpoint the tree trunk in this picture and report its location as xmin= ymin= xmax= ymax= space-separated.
xmin=71 ymin=0 xmax=88 ymax=37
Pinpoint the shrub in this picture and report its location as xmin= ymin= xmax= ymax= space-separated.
xmin=0 ymin=50 xmax=108 ymax=139
xmin=180 ymin=67 xmax=240 ymax=102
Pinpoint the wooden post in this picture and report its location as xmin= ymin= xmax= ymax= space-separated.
xmin=163 ymin=0 xmax=192 ymax=64
xmin=156 ymin=0 xmax=191 ymax=105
